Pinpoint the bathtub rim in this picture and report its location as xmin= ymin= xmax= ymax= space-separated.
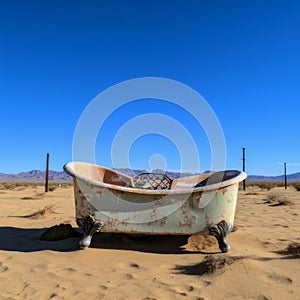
xmin=64 ymin=161 xmax=247 ymax=195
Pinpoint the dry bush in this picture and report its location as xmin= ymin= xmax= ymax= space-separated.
xmin=277 ymin=243 xmax=300 ymax=258
xmin=259 ymin=182 xmax=284 ymax=190
xmin=19 ymin=205 xmax=56 ymax=219
xmin=291 ymin=182 xmax=300 ymax=191
xmin=286 ymin=243 xmax=300 ymax=257
xmin=265 ymin=192 xmax=294 ymax=206
xmin=174 ymin=255 xmax=243 ymax=276
xmin=0 ymin=182 xmax=16 ymax=189
xmin=244 ymin=181 xmax=300 ymax=191
xmin=265 ymin=192 xmax=280 ymax=203
xmin=0 ymin=182 xmax=42 ymax=190
xmin=242 ymin=181 xmax=285 ymax=191
xmin=0 ymin=181 xmax=72 ymax=190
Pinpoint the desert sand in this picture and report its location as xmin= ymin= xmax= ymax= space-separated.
xmin=0 ymin=184 xmax=299 ymax=300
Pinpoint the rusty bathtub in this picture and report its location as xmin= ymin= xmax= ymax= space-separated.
xmin=64 ymin=162 xmax=247 ymax=252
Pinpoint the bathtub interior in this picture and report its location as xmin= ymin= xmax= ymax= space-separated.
xmin=67 ymin=162 xmax=242 ymax=191
xmin=70 ymin=162 xmax=134 ymax=187
xmin=194 ymin=170 xmax=241 ymax=188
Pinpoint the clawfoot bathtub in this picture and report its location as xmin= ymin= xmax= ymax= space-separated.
xmin=64 ymin=162 xmax=246 ymax=252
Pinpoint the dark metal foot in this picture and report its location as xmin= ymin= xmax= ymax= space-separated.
xmin=76 ymin=214 xmax=104 ymax=249
xmin=208 ymin=220 xmax=232 ymax=253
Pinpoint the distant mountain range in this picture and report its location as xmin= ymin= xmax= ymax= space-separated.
xmin=0 ymin=170 xmax=72 ymax=182
xmin=247 ymin=173 xmax=300 ymax=181
xmin=0 ymin=169 xmax=300 ymax=182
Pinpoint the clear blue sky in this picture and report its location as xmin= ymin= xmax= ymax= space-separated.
xmin=1 ymin=0 xmax=299 ymax=176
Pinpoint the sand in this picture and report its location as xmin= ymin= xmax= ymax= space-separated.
xmin=0 ymin=185 xmax=299 ymax=300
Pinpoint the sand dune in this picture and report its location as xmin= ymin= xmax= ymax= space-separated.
xmin=0 ymin=185 xmax=299 ymax=299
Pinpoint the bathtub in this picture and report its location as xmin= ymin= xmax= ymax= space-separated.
xmin=64 ymin=162 xmax=247 ymax=252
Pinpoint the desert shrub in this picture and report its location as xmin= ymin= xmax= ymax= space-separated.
xmin=286 ymin=243 xmax=300 ymax=257
xmin=265 ymin=192 xmax=294 ymax=206
xmin=243 ymin=181 xmax=285 ymax=190
xmin=0 ymin=182 xmax=43 ymax=190
xmin=243 ymin=180 xmax=300 ymax=191
xmin=0 ymin=181 xmax=72 ymax=190
xmin=259 ymin=181 xmax=284 ymax=190
xmin=49 ymin=182 xmax=72 ymax=189
xmin=174 ymin=255 xmax=243 ymax=276
xmin=22 ymin=205 xmax=55 ymax=219
xmin=291 ymin=182 xmax=300 ymax=191
xmin=277 ymin=243 xmax=300 ymax=258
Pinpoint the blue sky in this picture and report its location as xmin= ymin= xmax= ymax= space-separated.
xmin=0 ymin=0 xmax=299 ymax=176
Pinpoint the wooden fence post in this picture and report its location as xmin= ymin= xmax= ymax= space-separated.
xmin=45 ymin=153 xmax=49 ymax=192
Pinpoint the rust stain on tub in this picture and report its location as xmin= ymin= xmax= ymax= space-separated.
xmin=64 ymin=162 xmax=246 ymax=235
xmin=160 ymin=216 xmax=168 ymax=226
xmin=218 ymin=187 xmax=228 ymax=195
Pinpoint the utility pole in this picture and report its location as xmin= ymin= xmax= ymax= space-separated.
xmin=45 ymin=153 xmax=50 ymax=192
xmin=242 ymin=147 xmax=246 ymax=190
xmin=284 ymin=162 xmax=287 ymax=190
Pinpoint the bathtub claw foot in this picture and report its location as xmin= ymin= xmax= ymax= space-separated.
xmin=76 ymin=215 xmax=104 ymax=249
xmin=208 ymin=220 xmax=232 ymax=253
